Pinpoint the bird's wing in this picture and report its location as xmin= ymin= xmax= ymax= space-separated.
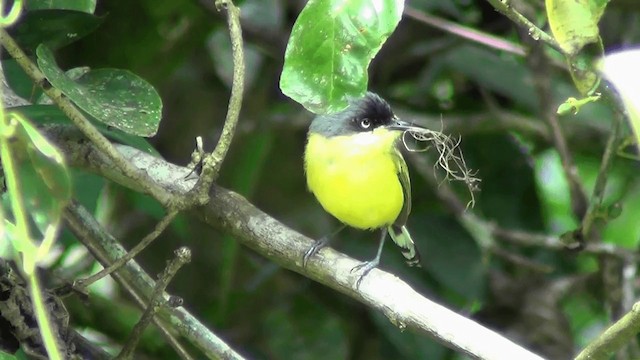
xmin=393 ymin=148 xmax=411 ymax=227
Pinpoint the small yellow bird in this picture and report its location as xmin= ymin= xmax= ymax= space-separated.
xmin=303 ymin=92 xmax=422 ymax=283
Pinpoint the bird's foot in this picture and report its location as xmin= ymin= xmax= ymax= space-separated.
xmin=303 ymin=236 xmax=330 ymax=267
xmin=350 ymin=259 xmax=380 ymax=288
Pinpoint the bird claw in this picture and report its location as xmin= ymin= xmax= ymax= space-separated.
xmin=302 ymin=237 xmax=330 ymax=267
xmin=351 ymin=260 xmax=379 ymax=288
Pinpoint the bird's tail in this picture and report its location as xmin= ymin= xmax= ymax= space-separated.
xmin=388 ymin=225 xmax=421 ymax=267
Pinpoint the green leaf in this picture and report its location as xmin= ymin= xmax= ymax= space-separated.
xmin=546 ymin=0 xmax=608 ymax=56
xmin=26 ymin=0 xmax=97 ymax=13
xmin=0 ymin=349 xmax=20 ymax=359
xmin=556 ymin=94 xmax=601 ymax=116
xmin=566 ymin=40 xmax=603 ymax=95
xmin=9 ymin=114 xmax=72 ymax=232
xmin=1 ymin=58 xmax=42 ymax=102
xmin=36 ymin=45 xmax=163 ymax=136
xmin=7 ymin=10 xmax=103 ymax=53
xmin=280 ymin=0 xmax=404 ymax=114
xmin=9 ymin=105 xmax=160 ymax=155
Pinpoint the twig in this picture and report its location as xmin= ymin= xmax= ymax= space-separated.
xmin=116 ymin=247 xmax=191 ymax=360
xmin=74 ymin=211 xmax=178 ymax=291
xmin=580 ymin=92 xmax=624 ymax=238
xmin=404 ymin=6 xmax=526 ymax=57
xmin=575 ymin=302 xmax=640 ymax=360
xmin=484 ymin=0 xmax=563 ymax=53
xmin=0 ymin=29 xmax=175 ymax=208
xmin=523 ymin=34 xmax=589 ymax=219
xmin=492 ymin=227 xmax=639 ymax=261
xmin=63 ymin=201 xmax=246 ymax=360
xmin=189 ymin=0 xmax=245 ymax=206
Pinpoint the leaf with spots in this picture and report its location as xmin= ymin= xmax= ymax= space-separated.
xmin=36 ymin=45 xmax=163 ymax=136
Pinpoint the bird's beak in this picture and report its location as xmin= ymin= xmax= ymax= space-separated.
xmin=385 ymin=117 xmax=427 ymax=132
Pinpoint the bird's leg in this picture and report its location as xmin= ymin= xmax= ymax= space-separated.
xmin=303 ymin=225 xmax=346 ymax=267
xmin=351 ymin=229 xmax=387 ymax=288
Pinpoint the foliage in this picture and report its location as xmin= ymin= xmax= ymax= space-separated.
xmin=1 ymin=0 xmax=640 ymax=359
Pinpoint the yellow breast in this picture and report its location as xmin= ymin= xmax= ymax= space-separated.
xmin=304 ymin=128 xmax=404 ymax=230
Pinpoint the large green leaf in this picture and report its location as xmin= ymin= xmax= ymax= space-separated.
xmin=9 ymin=105 xmax=159 ymax=155
xmin=36 ymin=45 xmax=163 ymax=137
xmin=7 ymin=10 xmax=103 ymax=53
xmin=280 ymin=0 xmax=404 ymax=114
xmin=546 ymin=0 xmax=608 ymax=56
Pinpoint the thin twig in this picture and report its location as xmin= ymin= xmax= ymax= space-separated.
xmin=116 ymin=247 xmax=191 ymax=360
xmin=484 ymin=0 xmax=563 ymax=53
xmin=581 ymin=91 xmax=624 ymax=238
xmin=0 ymin=29 xmax=175 ymax=208
xmin=190 ymin=0 xmax=245 ymax=205
xmin=63 ymin=201 xmax=245 ymax=360
xmin=74 ymin=211 xmax=178 ymax=290
xmin=523 ymin=34 xmax=589 ymax=219
xmin=404 ymin=6 xmax=526 ymax=57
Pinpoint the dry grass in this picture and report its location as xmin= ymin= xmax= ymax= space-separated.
xmin=402 ymin=128 xmax=481 ymax=208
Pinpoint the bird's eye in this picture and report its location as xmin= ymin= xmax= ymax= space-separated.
xmin=359 ymin=118 xmax=371 ymax=129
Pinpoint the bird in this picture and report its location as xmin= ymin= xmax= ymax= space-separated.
xmin=303 ymin=92 xmax=422 ymax=285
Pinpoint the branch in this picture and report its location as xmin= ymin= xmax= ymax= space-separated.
xmin=575 ymin=302 xmax=640 ymax=360
xmin=74 ymin=210 xmax=178 ymax=291
xmin=404 ymin=6 xmax=526 ymax=56
xmin=49 ymin=126 xmax=545 ymax=360
xmin=63 ymin=201 xmax=245 ymax=360
xmin=190 ymin=0 xmax=245 ymax=205
xmin=580 ymin=92 xmax=624 ymax=238
xmin=522 ymin=32 xmax=589 ymax=219
xmin=484 ymin=0 xmax=563 ymax=53
xmin=116 ymin=247 xmax=191 ymax=360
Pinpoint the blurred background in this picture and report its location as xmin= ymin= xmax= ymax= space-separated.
xmin=29 ymin=0 xmax=640 ymax=358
